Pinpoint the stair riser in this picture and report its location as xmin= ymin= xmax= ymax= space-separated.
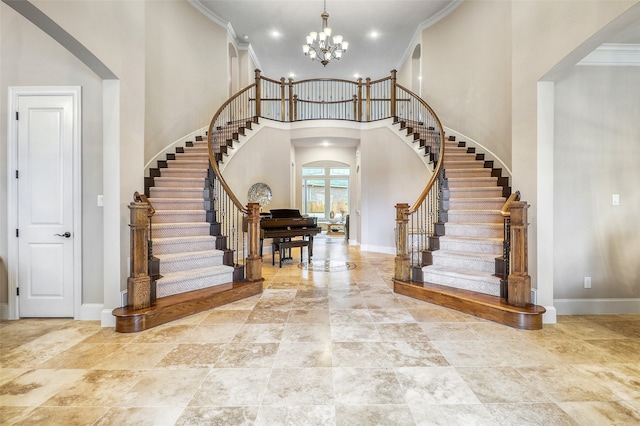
xmin=150 ymin=200 xmax=205 ymax=210
xmin=445 ymin=169 xmax=493 ymax=178
xmin=153 ymin=178 xmax=205 ymax=188
xmin=422 ymin=270 xmax=501 ymax=297
xmin=152 ymin=224 xmax=211 ymax=238
xmin=439 ymin=239 xmax=502 ymax=255
xmin=156 ymin=270 xmax=234 ymax=298
xmin=167 ymin=160 xmax=209 ymax=169
xmin=154 ymin=239 xmax=217 ymax=255
xmin=445 ymin=224 xmax=503 ymax=238
xmin=448 ymin=188 xmax=504 ymax=199
xmin=160 ymin=170 xmax=208 ymax=179
xmin=431 ymin=254 xmax=496 ymax=273
xmin=149 ymin=188 xmax=204 ymax=199
xmin=153 ymin=212 xmax=206 ymax=223
xmin=175 ymin=153 xmax=209 ymax=161
xmin=447 ymin=178 xmax=497 ymax=188
xmin=447 ymin=200 xmax=505 ymax=210
xmin=447 ymin=212 xmax=503 ymax=224
xmin=159 ymin=254 xmax=224 ymax=274
xmin=442 ymin=161 xmax=484 ymax=169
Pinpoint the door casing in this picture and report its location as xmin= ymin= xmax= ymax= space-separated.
xmin=7 ymin=86 xmax=82 ymax=319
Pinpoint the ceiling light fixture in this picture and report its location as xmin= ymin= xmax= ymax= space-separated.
xmin=303 ymin=0 xmax=348 ymax=66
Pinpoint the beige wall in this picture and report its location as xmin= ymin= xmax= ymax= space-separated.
xmin=554 ymin=65 xmax=640 ymax=300
xmin=1 ymin=0 xmax=233 ymax=320
xmin=421 ymin=0 xmax=512 ymax=167
xmin=419 ymin=0 xmax=638 ymax=315
xmin=145 ymin=1 xmax=229 ymax=163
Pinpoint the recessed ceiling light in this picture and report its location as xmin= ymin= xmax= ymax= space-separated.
xmin=322 ymin=141 xmax=331 ymax=147
xmin=354 ymin=73 xmax=360 ymax=79
xmin=289 ymin=73 xmax=295 ymax=79
xmin=271 ymin=30 xmax=280 ymax=38
xmin=370 ymin=31 xmax=379 ymax=39
xmin=243 ymin=35 xmax=249 ymax=40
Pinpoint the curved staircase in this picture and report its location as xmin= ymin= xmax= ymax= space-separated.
xmin=147 ymin=137 xmax=234 ymax=298
xmin=423 ymin=136 xmax=508 ymax=297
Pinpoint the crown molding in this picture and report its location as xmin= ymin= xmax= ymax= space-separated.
xmin=578 ymin=43 xmax=640 ymax=66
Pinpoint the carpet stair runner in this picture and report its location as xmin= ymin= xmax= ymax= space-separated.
xmin=147 ymin=136 xmax=234 ymax=298
xmin=422 ymin=137 xmax=509 ymax=297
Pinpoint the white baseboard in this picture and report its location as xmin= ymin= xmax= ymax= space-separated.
xmin=0 ymin=303 xmax=9 ymax=320
xmin=542 ymin=306 xmax=557 ymax=324
xmin=77 ymin=303 xmax=104 ymax=321
xmin=101 ymin=308 xmax=116 ymax=327
xmin=554 ymin=298 xmax=640 ymax=315
xmin=360 ymin=244 xmax=395 ymax=255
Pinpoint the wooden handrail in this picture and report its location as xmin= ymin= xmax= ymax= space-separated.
xmin=207 ymin=83 xmax=256 ymax=213
xmin=134 ymin=191 xmax=155 ymax=215
xmin=500 ymin=191 xmax=521 ymax=217
xmin=395 ymin=83 xmax=446 ymax=214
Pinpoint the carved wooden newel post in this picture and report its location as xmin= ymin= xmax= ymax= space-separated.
xmin=245 ymin=203 xmax=262 ymax=281
xmin=507 ymin=201 xmax=531 ymax=307
xmin=127 ymin=201 xmax=151 ymax=310
xmin=395 ymin=203 xmax=410 ymax=282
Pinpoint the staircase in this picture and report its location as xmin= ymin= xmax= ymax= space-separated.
xmin=146 ymin=136 xmax=234 ymax=298
xmin=422 ymin=137 xmax=509 ymax=296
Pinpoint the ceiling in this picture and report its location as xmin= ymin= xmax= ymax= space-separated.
xmin=192 ymin=0 xmax=461 ymax=81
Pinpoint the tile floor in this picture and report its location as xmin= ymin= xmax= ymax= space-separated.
xmin=1 ymin=236 xmax=639 ymax=425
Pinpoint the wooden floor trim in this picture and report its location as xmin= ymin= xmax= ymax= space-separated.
xmin=112 ymin=280 xmax=263 ymax=333
xmin=394 ymin=280 xmax=546 ymax=330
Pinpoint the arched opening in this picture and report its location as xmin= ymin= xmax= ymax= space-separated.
xmin=301 ymin=160 xmax=350 ymax=237
xmin=228 ymin=42 xmax=239 ymax=96
xmin=411 ymin=44 xmax=421 ymax=96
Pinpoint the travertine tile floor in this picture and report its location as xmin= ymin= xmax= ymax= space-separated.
xmin=1 ymin=235 xmax=639 ymax=425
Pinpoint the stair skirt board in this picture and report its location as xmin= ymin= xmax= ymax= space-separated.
xmin=394 ymin=280 xmax=545 ymax=330
xmin=113 ymin=280 xmax=264 ymax=333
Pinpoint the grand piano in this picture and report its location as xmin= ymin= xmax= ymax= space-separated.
xmin=259 ymin=209 xmax=322 ymax=262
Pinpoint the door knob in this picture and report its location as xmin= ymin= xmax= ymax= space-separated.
xmin=54 ymin=232 xmax=71 ymax=238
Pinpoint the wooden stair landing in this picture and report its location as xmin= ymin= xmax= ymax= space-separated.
xmin=394 ymin=280 xmax=545 ymax=330
xmin=112 ymin=280 xmax=263 ymax=333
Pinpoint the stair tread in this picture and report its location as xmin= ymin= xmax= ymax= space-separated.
xmin=422 ymin=264 xmax=500 ymax=280
xmin=439 ymin=235 xmax=502 ymax=243
xmin=158 ymin=265 xmax=233 ymax=281
xmin=154 ymin=235 xmax=215 ymax=243
xmin=155 ymin=249 xmax=223 ymax=260
xmin=432 ymin=250 xmax=498 ymax=260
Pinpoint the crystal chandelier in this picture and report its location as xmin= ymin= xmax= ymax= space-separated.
xmin=303 ymin=0 xmax=349 ymax=66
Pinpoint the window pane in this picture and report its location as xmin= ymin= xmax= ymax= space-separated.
xmin=330 ymin=179 xmax=349 ymax=219
xmin=302 ymin=168 xmax=325 ymax=176
xmin=330 ymin=168 xmax=350 ymax=176
xmin=303 ymin=179 xmax=325 ymax=218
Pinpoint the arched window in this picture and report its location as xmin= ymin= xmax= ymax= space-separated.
xmin=301 ymin=162 xmax=349 ymax=221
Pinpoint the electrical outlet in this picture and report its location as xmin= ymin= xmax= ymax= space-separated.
xmin=97 ymin=195 xmax=104 ymax=207
xmin=584 ymin=276 xmax=592 ymax=289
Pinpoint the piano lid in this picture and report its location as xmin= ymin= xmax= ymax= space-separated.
xmin=269 ymin=209 xmax=303 ymax=218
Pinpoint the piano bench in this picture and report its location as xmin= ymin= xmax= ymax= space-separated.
xmin=273 ymin=239 xmax=310 ymax=268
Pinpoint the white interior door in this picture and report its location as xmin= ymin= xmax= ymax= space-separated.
xmin=14 ymin=91 xmax=78 ymax=317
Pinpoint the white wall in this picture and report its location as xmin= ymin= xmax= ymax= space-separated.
xmin=554 ymin=65 xmax=640 ymax=302
xmin=145 ymin=1 xmax=229 ymax=163
xmin=222 ymin=127 xmax=293 ymax=210
xmin=1 ymin=3 xmax=105 ymax=304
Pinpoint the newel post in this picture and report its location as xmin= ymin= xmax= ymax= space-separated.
xmin=394 ymin=203 xmax=410 ymax=282
xmin=356 ymin=78 xmax=363 ymax=122
xmin=245 ymin=203 xmax=262 ymax=281
xmin=254 ymin=69 xmax=262 ymax=118
xmin=507 ymin=201 xmax=531 ymax=307
xmin=127 ymin=202 xmax=151 ymax=310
